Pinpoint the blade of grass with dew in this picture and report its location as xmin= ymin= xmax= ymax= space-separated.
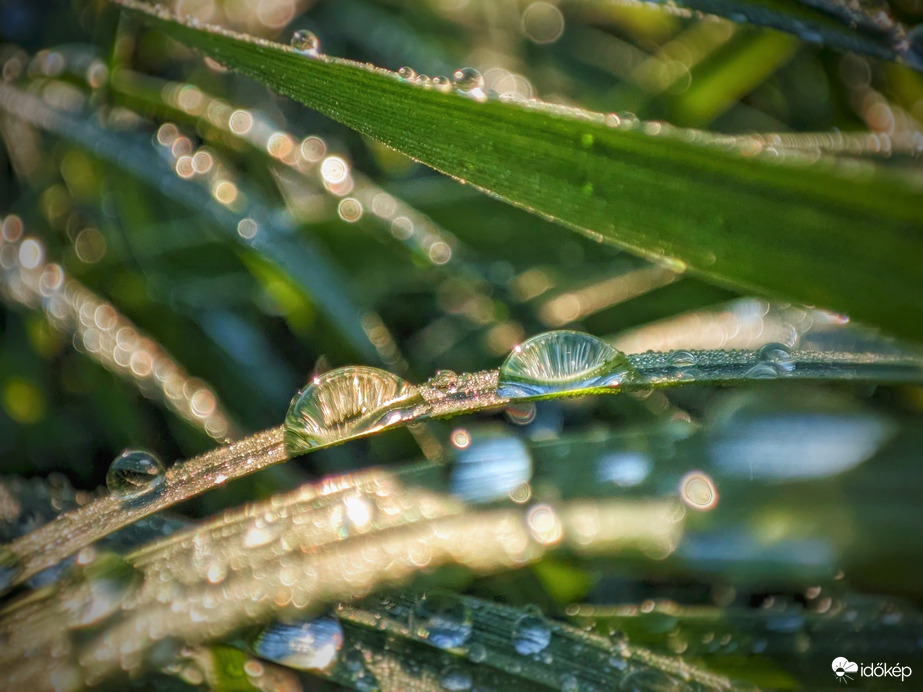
xmin=114 ymin=0 xmax=923 ymax=343
xmin=5 ymin=334 xmax=923 ymax=588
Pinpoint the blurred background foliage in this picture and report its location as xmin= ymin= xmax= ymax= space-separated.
xmin=1 ymin=0 xmax=923 ymax=689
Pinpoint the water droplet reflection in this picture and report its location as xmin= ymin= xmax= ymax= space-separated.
xmin=409 ymin=593 xmax=473 ymax=649
xmin=497 ymin=330 xmax=636 ymax=399
xmin=512 ymin=610 xmax=552 ymax=655
xmin=106 ymin=450 xmax=166 ymax=500
xmin=291 ymin=29 xmax=320 ymax=56
xmin=284 ymin=366 xmax=424 ymax=454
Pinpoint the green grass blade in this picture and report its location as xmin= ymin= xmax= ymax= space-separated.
xmin=115 ymin=0 xmax=923 ymax=342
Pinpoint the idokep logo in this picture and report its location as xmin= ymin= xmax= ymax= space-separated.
xmin=832 ymin=658 xmax=858 ymax=683
xmin=832 ymin=657 xmax=913 ymax=684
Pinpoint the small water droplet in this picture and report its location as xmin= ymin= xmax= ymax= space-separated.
xmin=398 ymin=66 xmax=417 ymax=81
xmin=757 ymin=342 xmax=795 ymax=374
xmin=284 ymin=366 xmax=424 ymax=454
xmin=291 ymin=29 xmax=320 ymax=56
xmin=106 ymin=450 xmax=165 ymax=500
xmin=468 ymin=643 xmax=487 ymax=662
xmin=561 ymin=674 xmax=581 ymax=691
xmin=409 ymin=593 xmax=473 ymax=649
xmin=440 ymin=666 xmax=473 ymax=691
xmin=415 ymin=74 xmax=433 ymax=88
xmin=432 ymin=75 xmax=452 ymax=91
xmin=511 ymin=612 xmax=552 ymax=655
xmin=453 ymin=67 xmax=484 ymax=92
xmin=497 ymin=330 xmax=637 ymax=399
xmin=429 ymin=369 xmax=459 ymax=390
xmin=254 ymin=617 xmax=344 ymax=671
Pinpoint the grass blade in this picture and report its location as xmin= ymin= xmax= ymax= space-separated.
xmin=114 ymin=0 xmax=923 ymax=342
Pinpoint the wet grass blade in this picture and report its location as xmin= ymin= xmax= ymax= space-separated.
xmin=115 ymin=1 xmax=923 ymax=342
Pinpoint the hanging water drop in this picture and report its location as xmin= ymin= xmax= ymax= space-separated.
xmin=397 ymin=66 xmax=417 ymax=81
xmin=497 ymin=330 xmax=637 ymax=399
xmin=291 ymin=29 xmax=320 ymax=56
xmin=106 ymin=450 xmax=166 ymax=500
xmin=453 ymin=67 xmax=484 ymax=92
xmin=409 ymin=593 xmax=473 ymax=649
xmin=254 ymin=616 xmax=344 ymax=671
xmin=284 ymin=366 xmax=424 ymax=454
xmin=511 ymin=611 xmax=552 ymax=655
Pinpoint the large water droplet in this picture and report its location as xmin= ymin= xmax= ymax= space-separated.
xmin=62 ymin=552 xmax=139 ymax=627
xmin=440 ymin=666 xmax=473 ymax=691
xmin=757 ymin=342 xmax=795 ymax=374
xmin=409 ymin=593 xmax=473 ymax=649
xmin=511 ymin=611 xmax=552 ymax=655
xmin=468 ymin=642 xmax=487 ymax=662
xmin=106 ymin=450 xmax=165 ymax=500
xmin=284 ymin=366 xmax=424 ymax=454
xmin=497 ymin=330 xmax=636 ymax=399
xmin=432 ymin=75 xmax=452 ymax=91
xmin=291 ymin=29 xmax=320 ymax=56
xmin=254 ymin=616 xmax=344 ymax=671
xmin=397 ymin=66 xmax=417 ymax=81
xmin=453 ymin=67 xmax=484 ymax=92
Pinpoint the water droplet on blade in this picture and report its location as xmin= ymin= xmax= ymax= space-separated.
xmin=397 ymin=66 xmax=417 ymax=81
xmin=291 ymin=29 xmax=320 ymax=56
xmin=757 ymin=342 xmax=795 ymax=374
xmin=497 ymin=330 xmax=637 ymax=399
xmin=452 ymin=67 xmax=484 ymax=92
xmin=284 ymin=366 xmax=424 ymax=454
xmin=511 ymin=611 xmax=552 ymax=655
xmin=409 ymin=593 xmax=473 ymax=649
xmin=106 ymin=450 xmax=166 ymax=500
xmin=254 ymin=617 xmax=344 ymax=671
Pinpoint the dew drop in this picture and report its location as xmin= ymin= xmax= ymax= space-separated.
xmin=291 ymin=29 xmax=320 ymax=56
xmin=106 ymin=450 xmax=165 ymax=500
xmin=668 ymin=350 xmax=697 ymax=368
xmin=428 ymin=369 xmax=459 ymax=391
xmin=432 ymin=75 xmax=452 ymax=91
xmin=284 ymin=366 xmax=424 ymax=454
xmin=398 ymin=66 xmax=417 ymax=81
xmin=497 ymin=330 xmax=637 ymax=399
xmin=254 ymin=617 xmax=344 ymax=671
xmin=452 ymin=67 xmax=484 ymax=92
xmin=409 ymin=593 xmax=473 ymax=649
xmin=757 ymin=342 xmax=795 ymax=374
xmin=619 ymin=669 xmax=680 ymax=691
xmin=511 ymin=612 xmax=552 ymax=655
xmin=440 ymin=666 xmax=473 ymax=691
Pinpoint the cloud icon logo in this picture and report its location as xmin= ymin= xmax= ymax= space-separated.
xmin=832 ymin=657 xmax=858 ymax=683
